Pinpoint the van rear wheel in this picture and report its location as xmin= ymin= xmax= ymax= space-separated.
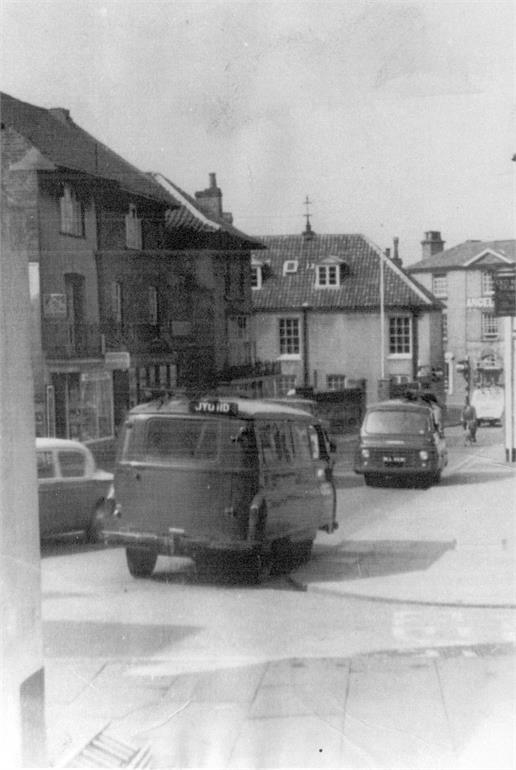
xmin=126 ymin=548 xmax=157 ymax=578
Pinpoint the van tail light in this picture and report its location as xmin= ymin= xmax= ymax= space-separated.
xmin=316 ymin=468 xmax=326 ymax=481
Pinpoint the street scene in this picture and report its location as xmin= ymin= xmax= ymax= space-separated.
xmin=1 ymin=1 xmax=515 ymax=769
xmin=40 ymin=425 xmax=516 ymax=769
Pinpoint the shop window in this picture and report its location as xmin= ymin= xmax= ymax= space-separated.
xmin=80 ymin=372 xmax=114 ymax=441
xmin=125 ymin=204 xmax=142 ymax=249
xmin=432 ymin=274 xmax=447 ymax=298
xmin=60 ymin=184 xmax=85 ymax=237
xmin=481 ymin=312 xmax=499 ymax=340
xmin=279 ymin=318 xmax=300 ymax=355
xmin=389 ymin=316 xmax=412 ymax=356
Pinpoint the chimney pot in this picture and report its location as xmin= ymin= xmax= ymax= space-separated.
xmin=209 ymin=172 xmax=217 ymax=189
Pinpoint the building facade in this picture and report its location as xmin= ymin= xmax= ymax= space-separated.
xmin=1 ymin=92 xmax=263 ymax=446
xmin=251 ymin=226 xmax=444 ymax=405
xmin=408 ymin=232 xmax=516 ymax=407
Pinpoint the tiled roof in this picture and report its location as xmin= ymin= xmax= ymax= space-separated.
xmin=408 ymin=240 xmax=516 ymax=273
xmin=251 ymin=234 xmax=439 ymax=311
xmin=151 ymin=173 xmax=264 ymax=250
xmin=1 ymin=92 xmax=180 ymax=207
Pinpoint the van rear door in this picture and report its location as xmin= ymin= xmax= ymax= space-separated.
xmin=115 ymin=416 xmax=250 ymax=544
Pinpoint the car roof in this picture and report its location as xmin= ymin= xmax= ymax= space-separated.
xmin=365 ymin=399 xmax=432 ymax=413
xmin=129 ymin=395 xmax=317 ymax=421
xmin=36 ymin=437 xmax=91 ymax=451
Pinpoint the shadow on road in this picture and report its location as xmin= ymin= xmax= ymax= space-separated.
xmin=304 ymin=538 xmax=456 ymax=583
xmin=43 ymin=619 xmax=200 ymax=657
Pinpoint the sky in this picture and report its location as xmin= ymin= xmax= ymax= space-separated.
xmin=1 ymin=0 xmax=514 ymax=264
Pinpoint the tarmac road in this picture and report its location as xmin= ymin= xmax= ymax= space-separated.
xmin=41 ymin=425 xmax=515 ymax=769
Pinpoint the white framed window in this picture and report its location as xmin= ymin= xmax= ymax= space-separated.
xmin=317 ymin=265 xmax=339 ymax=287
xmin=148 ymin=286 xmax=158 ymax=325
xmin=389 ymin=316 xmax=412 ymax=356
xmin=60 ymin=184 xmax=84 ymax=237
xmin=125 ymin=203 xmax=142 ymax=249
xmin=481 ymin=270 xmax=494 ymax=296
xmin=481 ymin=312 xmax=499 ymax=340
xmin=111 ymin=281 xmax=123 ymax=324
xmin=327 ymin=374 xmax=345 ymax=391
xmin=283 ymin=260 xmax=298 ymax=275
xmin=278 ymin=374 xmax=297 ymax=396
xmin=251 ymin=265 xmax=262 ymax=289
xmin=442 ymin=311 xmax=448 ymax=343
xmin=279 ymin=318 xmax=300 ymax=355
xmin=432 ymin=274 xmax=447 ymax=298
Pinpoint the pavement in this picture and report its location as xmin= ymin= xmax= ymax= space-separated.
xmin=42 ymin=426 xmax=516 ymax=770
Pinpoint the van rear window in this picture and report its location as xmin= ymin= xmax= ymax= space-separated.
xmin=363 ymin=410 xmax=429 ymax=435
xmin=135 ymin=418 xmax=220 ymax=460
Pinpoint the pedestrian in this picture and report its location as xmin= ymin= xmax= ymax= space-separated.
xmin=461 ymin=397 xmax=478 ymax=445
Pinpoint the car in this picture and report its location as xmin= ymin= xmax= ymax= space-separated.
xmin=354 ymin=399 xmax=448 ymax=489
xmin=36 ymin=437 xmax=113 ymax=541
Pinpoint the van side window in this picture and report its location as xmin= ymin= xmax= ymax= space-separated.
xmin=307 ymin=425 xmax=320 ymax=459
xmin=291 ymin=423 xmax=312 ymax=462
xmin=258 ymin=421 xmax=293 ymax=465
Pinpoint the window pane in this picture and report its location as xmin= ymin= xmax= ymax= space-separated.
xmin=59 ymin=451 xmax=86 ymax=477
xmin=432 ymin=274 xmax=447 ymax=297
xmin=142 ymin=418 xmax=220 ymax=460
xmin=37 ymin=451 xmax=55 ymax=479
xmin=389 ymin=317 xmax=411 ymax=354
xmin=279 ymin=318 xmax=300 ymax=354
xmin=364 ymin=410 xmax=429 ymax=435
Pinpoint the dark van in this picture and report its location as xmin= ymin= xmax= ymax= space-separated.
xmin=354 ymin=399 xmax=447 ymax=488
xmin=101 ymin=396 xmax=337 ymax=581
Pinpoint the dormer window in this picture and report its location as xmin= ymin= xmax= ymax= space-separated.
xmin=60 ymin=184 xmax=84 ymax=237
xmin=283 ymin=260 xmax=298 ymax=276
xmin=125 ymin=203 xmax=142 ymax=249
xmin=251 ymin=265 xmax=262 ymax=290
xmin=316 ymin=261 xmax=347 ymax=287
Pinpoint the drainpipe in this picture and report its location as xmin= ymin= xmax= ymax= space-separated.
xmin=302 ymin=302 xmax=310 ymax=388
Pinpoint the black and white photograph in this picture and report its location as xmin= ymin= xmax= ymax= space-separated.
xmin=1 ymin=0 xmax=515 ymax=767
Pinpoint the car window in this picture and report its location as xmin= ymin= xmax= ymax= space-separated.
xmin=37 ymin=451 xmax=55 ymax=479
xmin=58 ymin=450 xmax=87 ymax=477
xmin=307 ymin=425 xmax=321 ymax=459
xmin=363 ymin=410 xmax=429 ymax=435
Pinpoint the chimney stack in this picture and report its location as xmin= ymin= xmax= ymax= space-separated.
xmin=195 ymin=173 xmax=223 ymax=220
xmin=392 ymin=236 xmax=402 ymax=266
xmin=421 ymin=231 xmax=445 ymax=260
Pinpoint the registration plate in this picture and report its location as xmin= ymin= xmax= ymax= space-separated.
xmin=383 ymin=456 xmax=405 ymax=466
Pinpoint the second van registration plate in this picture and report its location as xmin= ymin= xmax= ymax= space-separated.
xmin=383 ymin=455 xmax=405 ymax=465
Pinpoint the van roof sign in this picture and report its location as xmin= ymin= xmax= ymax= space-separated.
xmin=189 ymin=399 xmax=239 ymax=416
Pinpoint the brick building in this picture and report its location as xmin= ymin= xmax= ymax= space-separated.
xmin=1 ymin=92 xmax=262 ymax=445
xmin=408 ymin=232 xmax=516 ymax=407
xmin=251 ymin=224 xmax=444 ymax=405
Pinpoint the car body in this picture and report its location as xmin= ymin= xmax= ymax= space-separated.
xmin=470 ymin=386 xmax=504 ymax=426
xmin=36 ymin=437 xmax=113 ymax=540
xmin=100 ymin=395 xmax=337 ymax=580
xmin=354 ymin=399 xmax=448 ymax=488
